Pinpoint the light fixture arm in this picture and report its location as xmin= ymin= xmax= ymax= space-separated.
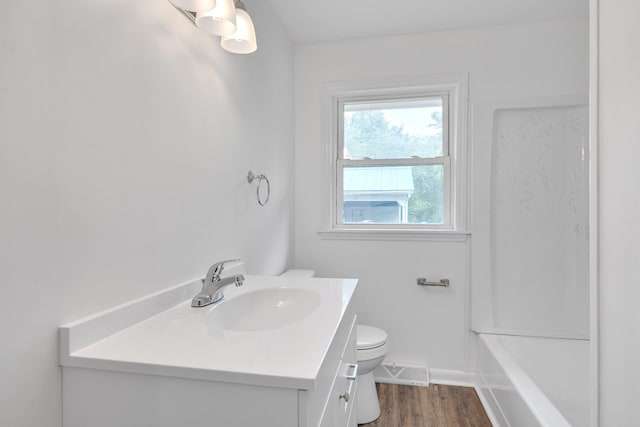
xmin=171 ymin=3 xmax=197 ymax=25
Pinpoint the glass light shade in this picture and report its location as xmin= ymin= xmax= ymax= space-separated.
xmin=220 ymin=8 xmax=257 ymax=54
xmin=168 ymin=0 xmax=216 ymax=12
xmin=195 ymin=0 xmax=236 ymax=36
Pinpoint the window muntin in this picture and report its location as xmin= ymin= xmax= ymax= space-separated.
xmin=336 ymin=93 xmax=452 ymax=228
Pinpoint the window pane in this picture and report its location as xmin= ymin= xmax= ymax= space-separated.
xmin=342 ymin=165 xmax=444 ymax=224
xmin=343 ymin=98 xmax=443 ymax=160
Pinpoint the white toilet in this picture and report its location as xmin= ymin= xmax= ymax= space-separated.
xmin=356 ymin=324 xmax=388 ymax=424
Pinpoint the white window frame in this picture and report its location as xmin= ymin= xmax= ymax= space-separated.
xmin=320 ymin=74 xmax=469 ymax=241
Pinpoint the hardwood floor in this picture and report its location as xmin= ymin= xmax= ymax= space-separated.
xmin=359 ymin=383 xmax=492 ymax=427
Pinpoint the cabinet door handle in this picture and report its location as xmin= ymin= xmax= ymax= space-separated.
xmin=339 ymin=391 xmax=350 ymax=402
xmin=345 ymin=363 xmax=358 ymax=380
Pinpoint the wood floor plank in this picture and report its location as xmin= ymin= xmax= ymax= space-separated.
xmin=359 ymin=383 xmax=492 ymax=427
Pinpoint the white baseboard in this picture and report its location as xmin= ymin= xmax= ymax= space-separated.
xmin=373 ymin=365 xmax=476 ymax=388
xmin=428 ymin=368 xmax=475 ymax=387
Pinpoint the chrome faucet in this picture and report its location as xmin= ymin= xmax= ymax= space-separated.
xmin=191 ymin=259 xmax=245 ymax=307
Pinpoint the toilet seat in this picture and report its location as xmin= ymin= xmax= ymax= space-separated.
xmin=357 ymin=325 xmax=387 ymax=350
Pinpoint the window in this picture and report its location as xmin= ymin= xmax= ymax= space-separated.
xmin=325 ymin=76 xmax=468 ymax=237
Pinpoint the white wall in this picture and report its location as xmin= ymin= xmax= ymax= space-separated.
xmin=294 ymin=20 xmax=588 ymax=374
xmin=0 ymin=1 xmax=294 ymax=426
xmin=598 ymin=0 xmax=640 ymax=424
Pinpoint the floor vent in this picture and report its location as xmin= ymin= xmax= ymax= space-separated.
xmin=374 ymin=361 xmax=430 ymax=387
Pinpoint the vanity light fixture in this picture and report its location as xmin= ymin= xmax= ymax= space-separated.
xmin=170 ymin=0 xmax=257 ymax=54
xmin=220 ymin=1 xmax=257 ymax=54
xmin=195 ymin=0 xmax=237 ymax=36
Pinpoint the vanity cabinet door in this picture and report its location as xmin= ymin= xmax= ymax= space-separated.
xmin=318 ymin=318 xmax=358 ymax=427
xmin=338 ymin=322 xmax=358 ymax=427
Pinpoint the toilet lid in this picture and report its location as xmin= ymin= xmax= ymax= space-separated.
xmin=357 ymin=325 xmax=388 ymax=350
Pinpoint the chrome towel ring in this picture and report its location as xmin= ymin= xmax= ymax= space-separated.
xmin=247 ymin=171 xmax=270 ymax=206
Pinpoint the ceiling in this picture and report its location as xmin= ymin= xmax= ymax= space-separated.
xmin=266 ymin=0 xmax=588 ymax=43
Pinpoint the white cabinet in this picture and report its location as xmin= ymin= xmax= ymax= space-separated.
xmin=307 ymin=311 xmax=358 ymax=427
xmin=60 ymin=276 xmax=359 ymax=427
xmin=63 ymin=308 xmax=357 ymax=427
xmin=319 ymin=319 xmax=358 ymax=427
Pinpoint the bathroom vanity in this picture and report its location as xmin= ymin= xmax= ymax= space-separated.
xmin=59 ymin=275 xmax=358 ymax=427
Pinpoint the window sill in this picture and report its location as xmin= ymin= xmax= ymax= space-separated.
xmin=317 ymin=228 xmax=470 ymax=242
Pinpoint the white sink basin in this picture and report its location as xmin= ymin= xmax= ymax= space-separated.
xmin=60 ymin=275 xmax=358 ymax=389
xmin=206 ymin=287 xmax=321 ymax=331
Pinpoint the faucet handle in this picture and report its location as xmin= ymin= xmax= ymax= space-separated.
xmin=206 ymin=259 xmax=240 ymax=282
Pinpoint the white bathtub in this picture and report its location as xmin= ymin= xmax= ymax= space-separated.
xmin=477 ymin=334 xmax=589 ymax=427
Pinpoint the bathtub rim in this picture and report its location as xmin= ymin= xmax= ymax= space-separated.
xmin=478 ymin=333 xmax=572 ymax=427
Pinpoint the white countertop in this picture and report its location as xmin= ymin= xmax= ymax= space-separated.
xmin=59 ymin=275 xmax=358 ymax=390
